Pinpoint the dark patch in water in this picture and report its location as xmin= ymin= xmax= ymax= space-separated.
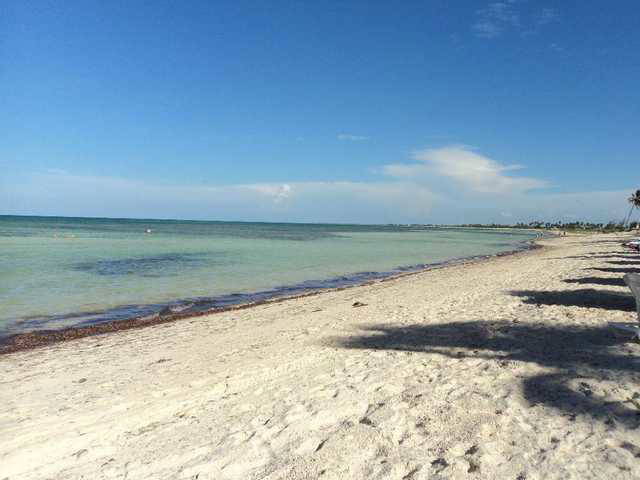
xmin=1 ymin=240 xmax=537 ymax=340
xmin=72 ymin=253 xmax=209 ymax=277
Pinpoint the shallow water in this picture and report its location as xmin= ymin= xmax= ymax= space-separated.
xmin=0 ymin=216 xmax=537 ymax=336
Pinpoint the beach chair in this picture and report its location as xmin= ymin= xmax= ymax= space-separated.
xmin=623 ymin=238 xmax=640 ymax=251
xmin=610 ymin=273 xmax=640 ymax=339
xmin=627 ymin=274 xmax=640 ymax=317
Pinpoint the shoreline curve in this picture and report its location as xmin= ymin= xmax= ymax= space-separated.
xmin=0 ymin=237 xmax=544 ymax=355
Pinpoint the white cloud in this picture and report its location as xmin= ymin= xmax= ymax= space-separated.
xmin=383 ymin=146 xmax=548 ymax=194
xmin=473 ymin=2 xmax=560 ymax=39
xmin=0 ymin=171 xmax=439 ymax=224
xmin=1 ymin=148 xmax=632 ymax=225
xmin=245 ymin=183 xmax=292 ymax=203
xmin=337 ymin=133 xmax=370 ymax=141
xmin=473 ymin=1 xmax=520 ymax=38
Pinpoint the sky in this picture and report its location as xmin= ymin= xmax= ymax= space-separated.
xmin=2 ymin=0 xmax=639 ymax=224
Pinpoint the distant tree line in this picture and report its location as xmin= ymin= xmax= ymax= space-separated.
xmin=460 ymin=190 xmax=640 ymax=232
xmin=459 ymin=221 xmax=639 ymax=232
xmin=515 ymin=221 xmax=639 ymax=232
xmin=457 ymin=190 xmax=640 ymax=232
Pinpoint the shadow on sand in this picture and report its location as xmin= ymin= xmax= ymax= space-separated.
xmin=334 ymin=321 xmax=640 ymax=426
xmin=577 ymin=240 xmax=622 ymax=246
xmin=590 ymin=267 xmax=640 ymax=275
xmin=510 ymin=289 xmax=635 ymax=311
xmin=554 ymin=254 xmax=638 ymax=260
xmin=563 ymin=277 xmax=627 ymax=287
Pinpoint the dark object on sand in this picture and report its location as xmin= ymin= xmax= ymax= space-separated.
xmin=625 ymin=273 xmax=640 ymax=320
xmin=623 ymin=239 xmax=640 ymax=252
xmin=610 ymin=273 xmax=640 ymax=339
xmin=352 ymin=301 xmax=367 ymax=307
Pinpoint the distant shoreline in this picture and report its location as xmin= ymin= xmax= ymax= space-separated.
xmin=0 ymin=214 xmax=617 ymax=231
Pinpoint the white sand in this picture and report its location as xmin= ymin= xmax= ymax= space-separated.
xmin=2 ymin=233 xmax=640 ymax=479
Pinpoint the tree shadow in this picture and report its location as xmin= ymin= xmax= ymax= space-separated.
xmin=549 ymin=255 xmax=633 ymax=260
xmin=548 ymin=255 xmax=593 ymax=260
xmin=510 ymin=289 xmax=635 ymax=311
xmin=581 ymin=240 xmax=623 ymax=245
xmin=563 ymin=277 xmax=627 ymax=287
xmin=334 ymin=321 xmax=640 ymax=426
xmin=580 ymin=254 xmax=636 ymax=259
xmin=548 ymin=252 xmax=637 ymax=261
xmin=591 ymin=267 xmax=640 ymax=275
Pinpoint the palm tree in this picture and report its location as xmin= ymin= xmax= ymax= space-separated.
xmin=625 ymin=189 xmax=640 ymax=227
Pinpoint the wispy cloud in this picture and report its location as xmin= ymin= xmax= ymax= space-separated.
xmin=473 ymin=1 xmax=520 ymax=39
xmin=549 ymin=43 xmax=565 ymax=53
xmin=535 ymin=8 xmax=560 ymax=26
xmin=337 ymin=133 xmax=370 ymax=141
xmin=1 ymin=171 xmax=439 ymax=224
xmin=2 ymin=147 xmax=632 ymax=224
xmin=473 ymin=2 xmax=560 ymax=39
xmin=246 ymin=183 xmax=292 ymax=203
xmin=383 ymin=145 xmax=548 ymax=194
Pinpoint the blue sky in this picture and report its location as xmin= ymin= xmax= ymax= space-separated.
xmin=3 ymin=0 xmax=639 ymax=223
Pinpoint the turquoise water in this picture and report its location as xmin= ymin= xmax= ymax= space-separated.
xmin=0 ymin=216 xmax=536 ymax=336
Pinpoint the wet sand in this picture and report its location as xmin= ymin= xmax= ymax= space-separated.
xmin=2 ymin=233 xmax=640 ymax=479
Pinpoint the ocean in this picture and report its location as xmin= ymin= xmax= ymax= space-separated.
xmin=0 ymin=216 xmax=537 ymax=337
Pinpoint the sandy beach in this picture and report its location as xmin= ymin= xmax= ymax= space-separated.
xmin=2 ymin=233 xmax=640 ymax=479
